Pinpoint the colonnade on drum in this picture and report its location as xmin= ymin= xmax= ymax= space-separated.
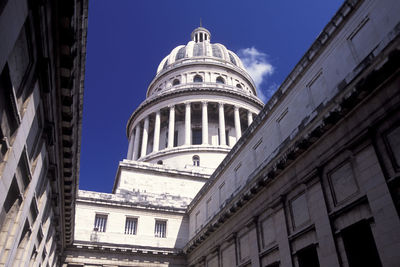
xmin=127 ymin=101 xmax=255 ymax=160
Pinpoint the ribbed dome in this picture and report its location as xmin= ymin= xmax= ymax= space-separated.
xmin=156 ymin=27 xmax=245 ymax=74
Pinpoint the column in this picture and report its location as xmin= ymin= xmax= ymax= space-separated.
xmin=126 ymin=130 xmax=134 ymax=160
xmin=133 ymin=125 xmax=140 ymax=160
xmin=140 ymin=116 xmax=149 ymax=158
xmin=247 ymin=110 xmax=253 ymax=126
xmin=219 ymin=103 xmax=226 ymax=146
xmin=168 ymin=105 xmax=175 ymax=148
xmin=185 ymin=102 xmax=191 ymax=145
xmin=202 ymin=101 xmax=208 ymax=145
xmin=153 ymin=111 xmax=161 ymax=152
xmin=234 ymin=106 xmax=241 ymax=141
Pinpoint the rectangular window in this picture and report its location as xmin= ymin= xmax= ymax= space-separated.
xmin=297 ymin=245 xmax=320 ymax=267
xmin=0 ymin=65 xmax=19 ymax=157
xmin=94 ymin=214 xmax=107 ymax=232
xmin=225 ymin=130 xmax=229 ymax=146
xmin=192 ymin=129 xmax=202 ymax=145
xmin=195 ymin=211 xmax=200 ymax=232
xmin=219 ymin=182 xmax=226 ymax=206
xmin=154 ymin=220 xmax=166 ymax=238
xmin=26 ymin=109 xmax=42 ymax=160
xmin=206 ymin=197 xmax=212 ymax=219
xmin=125 ymin=217 xmax=137 ymax=235
xmin=341 ymin=220 xmax=382 ymax=267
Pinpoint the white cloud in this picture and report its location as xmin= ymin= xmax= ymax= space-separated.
xmin=237 ymin=47 xmax=275 ymax=102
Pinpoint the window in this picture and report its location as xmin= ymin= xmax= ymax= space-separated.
xmin=216 ymin=76 xmax=225 ymax=84
xmin=0 ymin=65 xmax=19 ymax=157
xmin=193 ymin=155 xmax=200 ymax=166
xmin=125 ymin=217 xmax=137 ymax=235
xmin=155 ymin=220 xmax=166 ymax=238
xmin=94 ymin=214 xmax=107 ymax=232
xmin=157 ymin=160 xmax=163 ymax=165
xmin=297 ymin=245 xmax=320 ymax=267
xmin=172 ymin=79 xmax=180 ymax=86
xmin=206 ymin=197 xmax=212 ymax=219
xmin=236 ymin=84 xmax=242 ymax=89
xmin=195 ymin=211 xmax=200 ymax=231
xmin=218 ymin=182 xmax=226 ymax=206
xmin=341 ymin=220 xmax=382 ymax=267
xmin=193 ymin=75 xmax=203 ymax=83
xmin=192 ymin=129 xmax=202 ymax=145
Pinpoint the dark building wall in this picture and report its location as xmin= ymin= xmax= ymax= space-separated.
xmin=0 ymin=0 xmax=87 ymax=265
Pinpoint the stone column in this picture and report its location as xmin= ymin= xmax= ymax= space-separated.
xmin=153 ymin=110 xmax=160 ymax=152
xmin=133 ymin=125 xmax=140 ymax=160
xmin=127 ymin=130 xmax=134 ymax=160
xmin=140 ymin=116 xmax=149 ymax=158
xmin=219 ymin=103 xmax=226 ymax=146
xmin=168 ymin=105 xmax=175 ymax=148
xmin=234 ymin=106 xmax=241 ymax=141
xmin=247 ymin=110 xmax=253 ymax=126
xmin=185 ymin=102 xmax=191 ymax=145
xmin=202 ymin=101 xmax=208 ymax=145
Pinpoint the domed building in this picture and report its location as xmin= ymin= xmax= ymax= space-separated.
xmin=66 ymin=0 xmax=400 ymax=265
xmin=69 ymin=27 xmax=263 ymax=266
xmin=126 ymin=26 xmax=263 ymax=171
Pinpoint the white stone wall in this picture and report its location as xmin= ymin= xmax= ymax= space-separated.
xmin=74 ymin=195 xmax=189 ymax=249
xmin=114 ymin=162 xmax=208 ymax=199
xmin=188 ymin=0 xmax=400 ymax=240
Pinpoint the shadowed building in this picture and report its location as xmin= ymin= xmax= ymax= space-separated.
xmin=0 ymin=0 xmax=87 ymax=266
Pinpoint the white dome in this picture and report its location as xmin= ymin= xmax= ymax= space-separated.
xmin=156 ymin=27 xmax=245 ymax=74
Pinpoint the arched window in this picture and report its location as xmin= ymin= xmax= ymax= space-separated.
xmin=172 ymin=79 xmax=180 ymax=86
xmin=157 ymin=160 xmax=163 ymax=165
xmin=236 ymin=84 xmax=242 ymax=89
xmin=192 ymin=155 xmax=200 ymax=166
xmin=216 ymin=76 xmax=225 ymax=84
xmin=193 ymin=75 xmax=203 ymax=83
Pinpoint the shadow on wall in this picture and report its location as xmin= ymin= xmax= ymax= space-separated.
xmin=174 ymin=215 xmax=190 ymax=250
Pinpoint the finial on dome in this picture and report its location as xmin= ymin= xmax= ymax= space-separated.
xmin=191 ymin=25 xmax=211 ymax=43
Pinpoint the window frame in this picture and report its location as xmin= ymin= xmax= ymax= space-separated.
xmin=154 ymin=219 xmax=167 ymax=238
xmin=193 ymin=155 xmax=200 ymax=166
xmin=216 ymin=76 xmax=225 ymax=84
xmin=193 ymin=75 xmax=203 ymax=83
xmin=94 ymin=214 xmax=108 ymax=232
xmin=124 ymin=217 xmax=138 ymax=235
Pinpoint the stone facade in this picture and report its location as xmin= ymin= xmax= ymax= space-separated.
xmin=185 ymin=0 xmax=400 ymax=266
xmin=0 ymin=0 xmax=87 ymax=266
xmin=59 ymin=0 xmax=400 ymax=266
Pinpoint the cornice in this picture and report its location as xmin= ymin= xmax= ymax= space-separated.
xmin=139 ymin=145 xmax=231 ymax=162
xmin=184 ymin=36 xmax=400 ymax=254
xmin=112 ymin=160 xmax=210 ymax=193
xmin=54 ymin=0 xmax=88 ymax=247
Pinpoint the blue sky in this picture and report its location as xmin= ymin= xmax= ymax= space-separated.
xmin=80 ymin=0 xmax=343 ymax=193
